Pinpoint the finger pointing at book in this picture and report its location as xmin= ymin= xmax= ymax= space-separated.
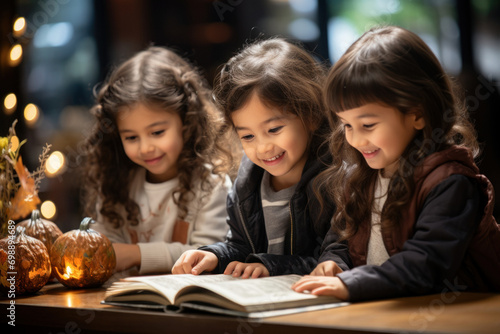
xmin=172 ymin=250 xmax=218 ymax=275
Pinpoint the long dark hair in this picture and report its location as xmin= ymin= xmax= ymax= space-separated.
xmin=321 ymin=26 xmax=479 ymax=239
xmin=81 ymin=46 xmax=235 ymax=228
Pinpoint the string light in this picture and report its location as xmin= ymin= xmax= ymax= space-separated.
xmin=3 ymin=93 xmax=17 ymax=115
xmin=46 ymin=151 xmax=66 ymax=177
xmin=24 ymin=103 xmax=40 ymax=126
xmin=13 ymin=17 xmax=26 ymax=37
xmin=41 ymin=200 xmax=57 ymax=220
xmin=9 ymin=44 xmax=23 ymax=66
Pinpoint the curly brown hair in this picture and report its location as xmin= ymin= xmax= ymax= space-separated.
xmin=80 ymin=46 xmax=236 ymax=228
xmin=320 ymin=26 xmax=479 ymax=240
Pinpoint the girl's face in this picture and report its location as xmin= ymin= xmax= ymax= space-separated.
xmin=337 ymin=103 xmax=425 ymax=177
xmin=231 ymin=92 xmax=310 ymax=191
xmin=117 ymin=103 xmax=184 ymax=183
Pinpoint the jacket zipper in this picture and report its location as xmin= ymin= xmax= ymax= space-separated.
xmin=238 ymin=204 xmax=256 ymax=254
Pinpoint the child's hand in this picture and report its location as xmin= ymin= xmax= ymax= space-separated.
xmin=224 ymin=261 xmax=270 ymax=279
xmin=172 ymin=250 xmax=218 ymax=275
xmin=291 ymin=276 xmax=350 ymax=300
xmin=310 ymin=260 xmax=343 ymax=276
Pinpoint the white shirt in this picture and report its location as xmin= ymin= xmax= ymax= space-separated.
xmin=93 ymin=168 xmax=231 ymax=274
xmin=366 ymin=172 xmax=391 ymax=266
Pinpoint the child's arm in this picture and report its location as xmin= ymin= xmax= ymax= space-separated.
xmin=197 ymin=184 xmax=258 ymax=273
xmin=139 ymin=176 xmax=232 ymax=274
xmin=310 ymin=260 xmax=344 ymax=276
xmin=244 ymin=228 xmax=351 ymax=276
xmin=113 ymin=243 xmax=141 ymax=272
xmin=308 ymin=231 xmax=352 ymax=276
xmin=336 ymin=175 xmax=481 ymax=301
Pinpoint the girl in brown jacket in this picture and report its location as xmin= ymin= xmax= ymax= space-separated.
xmin=292 ymin=26 xmax=500 ymax=301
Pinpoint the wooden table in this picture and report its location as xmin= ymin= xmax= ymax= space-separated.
xmin=1 ymin=282 xmax=499 ymax=334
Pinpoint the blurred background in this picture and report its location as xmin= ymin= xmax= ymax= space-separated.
xmin=1 ymin=0 xmax=499 ymax=232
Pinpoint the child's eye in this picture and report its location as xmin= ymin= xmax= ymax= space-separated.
xmin=241 ymin=134 xmax=254 ymax=141
xmin=124 ymin=135 xmax=138 ymax=141
xmin=343 ymin=124 xmax=352 ymax=130
xmin=363 ymin=123 xmax=376 ymax=129
xmin=152 ymin=130 xmax=165 ymax=136
xmin=269 ymin=126 xmax=284 ymax=134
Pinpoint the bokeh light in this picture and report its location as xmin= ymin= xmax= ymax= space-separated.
xmin=3 ymin=93 xmax=17 ymax=115
xmin=10 ymin=136 xmax=19 ymax=152
xmin=13 ymin=17 xmax=26 ymax=37
xmin=9 ymin=44 xmax=23 ymax=66
xmin=24 ymin=103 xmax=40 ymax=126
xmin=41 ymin=200 xmax=57 ymax=220
xmin=46 ymin=151 xmax=66 ymax=177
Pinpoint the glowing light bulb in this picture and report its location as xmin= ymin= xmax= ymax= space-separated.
xmin=9 ymin=44 xmax=23 ymax=66
xmin=13 ymin=17 xmax=26 ymax=37
xmin=3 ymin=93 xmax=17 ymax=114
xmin=24 ymin=103 xmax=40 ymax=125
xmin=41 ymin=200 xmax=57 ymax=219
xmin=46 ymin=151 xmax=66 ymax=176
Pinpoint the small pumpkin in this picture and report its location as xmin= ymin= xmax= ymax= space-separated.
xmin=0 ymin=226 xmax=51 ymax=296
xmin=50 ymin=217 xmax=116 ymax=288
xmin=18 ymin=209 xmax=63 ymax=280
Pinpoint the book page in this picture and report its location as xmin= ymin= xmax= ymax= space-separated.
xmin=180 ymin=300 xmax=350 ymax=318
xmin=176 ymin=275 xmax=339 ymax=312
xmin=120 ymin=274 xmax=242 ymax=304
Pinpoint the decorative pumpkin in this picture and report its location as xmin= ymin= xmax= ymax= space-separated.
xmin=50 ymin=217 xmax=116 ymax=288
xmin=0 ymin=226 xmax=51 ymax=296
xmin=18 ymin=209 xmax=63 ymax=280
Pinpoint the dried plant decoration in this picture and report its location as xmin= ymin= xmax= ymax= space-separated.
xmin=0 ymin=120 xmax=51 ymax=236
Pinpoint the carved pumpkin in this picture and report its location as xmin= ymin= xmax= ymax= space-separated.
xmin=50 ymin=217 xmax=116 ymax=288
xmin=18 ymin=209 xmax=63 ymax=280
xmin=0 ymin=226 xmax=51 ymax=296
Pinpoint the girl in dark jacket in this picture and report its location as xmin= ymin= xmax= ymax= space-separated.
xmin=292 ymin=25 xmax=500 ymax=301
xmin=172 ymin=37 xmax=335 ymax=277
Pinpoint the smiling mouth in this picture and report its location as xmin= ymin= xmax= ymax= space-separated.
xmin=144 ymin=156 xmax=162 ymax=164
xmin=361 ymin=148 xmax=380 ymax=158
xmin=263 ymin=152 xmax=284 ymax=162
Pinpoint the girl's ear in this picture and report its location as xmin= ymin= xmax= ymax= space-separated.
xmin=412 ymin=109 xmax=426 ymax=130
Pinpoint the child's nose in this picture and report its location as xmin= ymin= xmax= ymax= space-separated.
xmin=257 ymin=141 xmax=273 ymax=154
xmin=140 ymin=140 xmax=154 ymax=154
xmin=349 ymin=131 xmax=367 ymax=148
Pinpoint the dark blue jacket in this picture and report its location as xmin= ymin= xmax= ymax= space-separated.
xmin=200 ymin=149 xmax=334 ymax=276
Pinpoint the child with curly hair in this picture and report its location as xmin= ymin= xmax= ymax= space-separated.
xmin=81 ymin=46 xmax=235 ymax=275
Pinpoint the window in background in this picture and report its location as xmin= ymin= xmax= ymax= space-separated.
xmin=472 ymin=0 xmax=500 ymax=80
xmin=257 ymin=0 xmax=326 ymax=59
xmin=14 ymin=0 xmax=100 ymax=230
xmin=19 ymin=0 xmax=98 ymax=134
xmin=325 ymin=0 xmax=461 ymax=74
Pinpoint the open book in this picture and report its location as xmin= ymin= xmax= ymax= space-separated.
xmin=102 ymin=274 xmax=348 ymax=318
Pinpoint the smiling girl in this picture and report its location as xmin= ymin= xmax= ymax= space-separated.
xmin=172 ymin=38 xmax=335 ymax=278
xmin=292 ymin=26 xmax=500 ymax=301
xmin=81 ymin=46 xmax=235 ymax=275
